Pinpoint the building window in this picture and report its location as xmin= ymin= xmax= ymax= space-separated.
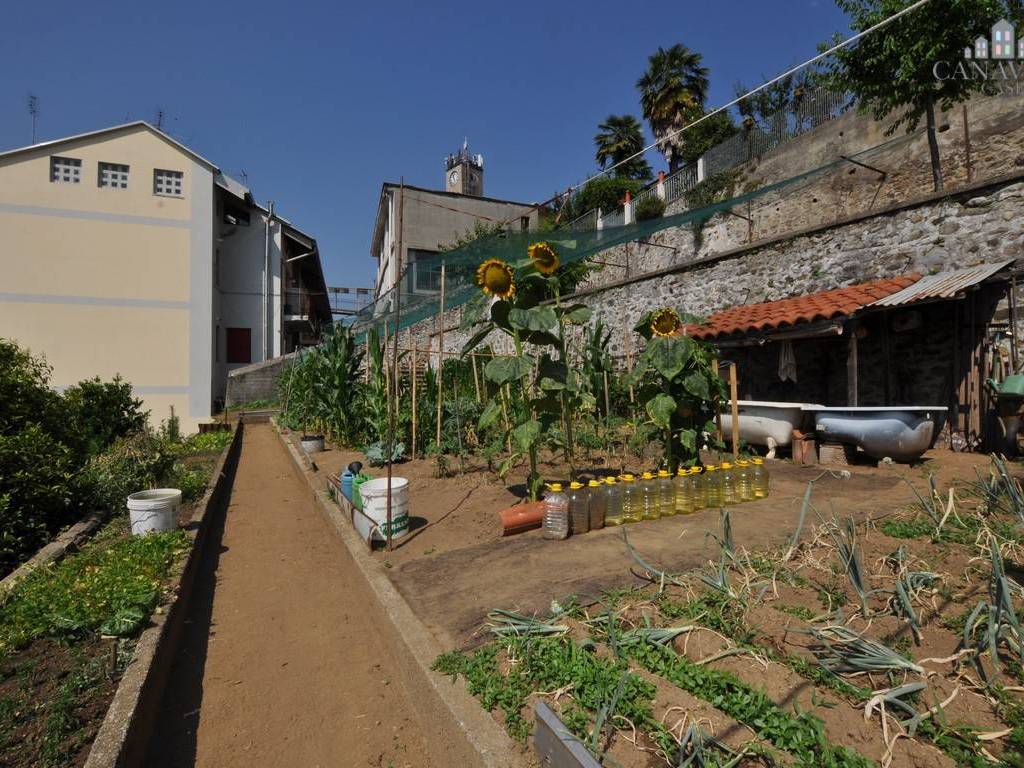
xmin=50 ymin=156 xmax=81 ymax=183
xmin=520 ymin=216 xmax=530 ymax=231
xmin=407 ymin=248 xmax=441 ymax=294
xmin=226 ymin=328 xmax=251 ymax=364
xmin=154 ymin=169 xmax=184 ymax=197
xmin=98 ymin=162 xmax=129 ymax=189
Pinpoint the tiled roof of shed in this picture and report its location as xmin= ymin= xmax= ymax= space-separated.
xmin=686 ymin=274 xmax=921 ymax=340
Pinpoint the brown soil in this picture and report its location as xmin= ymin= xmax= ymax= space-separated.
xmin=0 ymin=638 xmax=119 ymax=768
xmin=148 ymin=423 xmax=436 ymax=768
xmin=304 ymin=436 xmax=990 ymax=651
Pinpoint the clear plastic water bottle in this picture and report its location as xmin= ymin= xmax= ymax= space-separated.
xmin=703 ymin=465 xmax=723 ymax=508
xmin=587 ymin=479 xmax=606 ymax=530
xmin=640 ymin=472 xmax=660 ymax=520
xmin=620 ymin=474 xmax=641 ymax=523
xmin=720 ymin=462 xmax=739 ymax=505
xmin=751 ymin=457 xmax=770 ymax=499
xmin=735 ymin=459 xmax=755 ymax=502
xmin=568 ymin=481 xmax=589 ymax=535
xmin=604 ymin=477 xmax=623 ymax=526
xmin=658 ymin=469 xmax=675 ymax=517
xmin=674 ymin=467 xmax=693 ymax=514
xmin=543 ymin=483 xmax=569 ymax=540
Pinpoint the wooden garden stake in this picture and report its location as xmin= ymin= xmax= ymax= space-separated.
xmin=385 ymin=179 xmax=406 ymax=553
xmin=711 ymin=359 xmax=723 ymax=442
xmin=624 ymin=332 xmax=635 ymax=403
xmin=603 ymin=370 xmax=611 ymax=430
xmin=471 ymin=353 xmax=481 ymax=402
xmin=500 ymin=385 xmax=513 ymax=454
xmin=436 ymin=262 xmax=446 ymax=447
xmin=729 ymin=363 xmax=740 ymax=460
xmin=411 ymin=340 xmax=418 ymax=458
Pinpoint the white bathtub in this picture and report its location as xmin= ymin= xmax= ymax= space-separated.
xmin=720 ymin=400 xmax=822 ymax=458
xmin=803 ymin=406 xmax=948 ymax=463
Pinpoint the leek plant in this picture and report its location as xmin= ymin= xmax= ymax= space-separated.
xmin=807 ymin=624 xmax=924 ymax=675
xmin=960 ymin=537 xmax=1024 ymax=679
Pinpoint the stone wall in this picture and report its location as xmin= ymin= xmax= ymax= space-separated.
xmin=224 ymin=350 xmax=299 ymax=407
xmin=394 ymin=94 xmax=1024 ymax=365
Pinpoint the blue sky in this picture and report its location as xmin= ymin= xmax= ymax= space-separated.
xmin=0 ymin=1 xmax=851 ymax=288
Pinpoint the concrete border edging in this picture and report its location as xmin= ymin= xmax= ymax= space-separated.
xmin=84 ymin=423 xmax=244 ymax=768
xmin=272 ymin=422 xmax=528 ymax=768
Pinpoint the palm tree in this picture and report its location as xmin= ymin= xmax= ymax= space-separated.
xmin=593 ymin=114 xmax=652 ymax=180
xmin=637 ymin=44 xmax=710 ymax=171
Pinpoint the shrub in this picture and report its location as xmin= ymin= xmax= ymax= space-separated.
xmin=635 ymin=195 xmax=667 ymax=221
xmin=572 ymin=176 xmax=643 ymax=218
xmin=83 ymin=433 xmax=176 ymax=514
xmin=0 ymin=340 xmax=63 ymax=440
xmin=181 ymin=430 xmax=232 ymax=456
xmin=0 ymin=426 xmax=78 ymax=574
xmin=62 ymin=376 xmax=148 ymax=458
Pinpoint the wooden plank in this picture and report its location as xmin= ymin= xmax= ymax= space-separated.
xmin=729 ymin=363 xmax=740 ymax=460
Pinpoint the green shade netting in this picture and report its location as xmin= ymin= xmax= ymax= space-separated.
xmin=350 ymin=133 xmax=913 ymax=342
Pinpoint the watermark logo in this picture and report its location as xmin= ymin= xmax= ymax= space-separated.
xmin=934 ymin=18 xmax=1024 ymax=92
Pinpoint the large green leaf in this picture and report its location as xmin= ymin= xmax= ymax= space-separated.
xmin=511 ymin=419 xmax=542 ymax=452
xmin=683 ymin=371 xmax=710 ymax=401
xmin=558 ymin=304 xmax=592 ymax=324
xmin=647 ymin=336 xmax=693 ymax=382
xmin=508 ymin=306 xmax=557 ymax=332
xmin=678 ymin=428 xmax=697 ymax=453
xmin=460 ymin=322 xmax=494 ymax=357
xmin=646 ymin=393 xmax=677 ymax=429
xmin=483 ymin=356 xmax=533 ymax=385
xmin=459 ymin=292 xmax=489 ymax=330
xmin=490 ymin=300 xmax=512 ymax=330
xmin=477 ymin=399 xmax=503 ymax=431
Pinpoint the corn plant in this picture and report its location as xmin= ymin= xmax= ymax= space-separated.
xmin=807 ymin=624 xmax=924 ymax=676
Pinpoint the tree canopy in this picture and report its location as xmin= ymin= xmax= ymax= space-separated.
xmin=594 ymin=114 xmax=652 ymax=180
xmin=637 ymin=44 xmax=709 ymax=171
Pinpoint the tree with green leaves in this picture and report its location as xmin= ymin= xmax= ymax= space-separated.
xmin=637 ymin=44 xmax=710 ymax=171
xmin=823 ymin=0 xmax=1004 ymax=191
xmin=594 ymin=114 xmax=652 ymax=180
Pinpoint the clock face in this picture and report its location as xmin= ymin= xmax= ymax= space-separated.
xmin=448 ymin=170 xmax=460 ymax=185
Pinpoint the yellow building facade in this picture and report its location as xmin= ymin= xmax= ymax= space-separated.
xmin=0 ymin=122 xmax=329 ymax=433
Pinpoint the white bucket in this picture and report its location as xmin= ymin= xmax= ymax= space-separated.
xmin=127 ymin=488 xmax=182 ymax=536
xmin=356 ymin=477 xmax=410 ymax=542
xmin=300 ymin=436 xmax=325 ymax=453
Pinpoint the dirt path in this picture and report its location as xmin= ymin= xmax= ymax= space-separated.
xmin=149 ymin=423 xmax=433 ymax=768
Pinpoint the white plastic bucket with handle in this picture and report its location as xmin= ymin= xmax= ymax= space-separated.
xmin=127 ymin=489 xmax=182 ymax=536
xmin=356 ymin=477 xmax=410 ymax=542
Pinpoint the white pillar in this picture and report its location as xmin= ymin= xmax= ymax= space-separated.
xmin=656 ymin=171 xmax=666 ymax=200
xmin=697 ymin=157 xmax=707 ymax=183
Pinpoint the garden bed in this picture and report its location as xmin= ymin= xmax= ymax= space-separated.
xmin=422 ymin=455 xmax=1024 ymax=768
xmin=0 ymin=431 xmax=233 ymax=768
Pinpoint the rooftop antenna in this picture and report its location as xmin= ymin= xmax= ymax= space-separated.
xmin=154 ymin=109 xmax=165 ymax=130
xmin=27 ymin=94 xmax=39 ymax=144
xmin=239 ymin=169 xmax=249 ymax=184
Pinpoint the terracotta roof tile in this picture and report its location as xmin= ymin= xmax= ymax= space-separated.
xmin=685 ymin=274 xmax=921 ymax=340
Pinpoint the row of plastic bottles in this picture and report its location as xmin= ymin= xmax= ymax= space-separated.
xmin=542 ymin=459 xmax=770 ymax=540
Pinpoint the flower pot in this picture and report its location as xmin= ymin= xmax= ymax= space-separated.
xmin=300 ymin=435 xmax=325 ymax=453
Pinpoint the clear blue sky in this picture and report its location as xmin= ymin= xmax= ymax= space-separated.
xmin=0 ymin=0 xmax=851 ymax=289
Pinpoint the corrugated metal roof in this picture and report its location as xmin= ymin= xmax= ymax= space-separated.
xmin=871 ymin=260 xmax=1015 ymax=307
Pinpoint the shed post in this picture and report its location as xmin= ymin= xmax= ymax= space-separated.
xmin=846 ymin=325 xmax=859 ymax=407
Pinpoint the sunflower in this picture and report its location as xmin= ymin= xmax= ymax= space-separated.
xmin=475 ymin=258 xmax=515 ymax=299
xmin=650 ymin=308 xmax=682 ymax=337
xmin=527 ymin=242 xmax=560 ymax=275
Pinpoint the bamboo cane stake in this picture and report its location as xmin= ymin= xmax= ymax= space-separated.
xmin=411 ymin=339 xmax=418 ymax=458
xmin=500 ymin=385 xmax=513 ymax=454
xmin=471 ymin=352 xmax=481 ymax=402
xmin=436 ymin=262 xmax=446 ymax=447
xmin=729 ymin=363 xmax=740 ymax=460
xmin=625 ymin=332 xmax=635 ymax=403
xmin=603 ymin=370 xmax=611 ymax=431
xmin=385 ymin=179 xmax=406 ymax=553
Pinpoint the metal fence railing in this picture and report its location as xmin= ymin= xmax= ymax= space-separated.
xmin=560 ymin=86 xmax=852 ymax=232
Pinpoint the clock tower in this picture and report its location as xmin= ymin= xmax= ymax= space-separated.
xmin=445 ymin=139 xmax=484 ymax=196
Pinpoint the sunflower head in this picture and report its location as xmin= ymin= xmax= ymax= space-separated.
xmin=527 ymin=242 xmax=560 ymax=275
xmin=475 ymin=258 xmax=515 ymax=299
xmin=650 ymin=308 xmax=683 ymax=337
